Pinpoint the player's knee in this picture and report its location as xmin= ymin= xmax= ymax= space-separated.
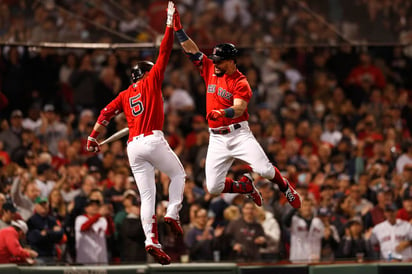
xmin=206 ymin=182 xmax=223 ymax=195
xmin=256 ymin=165 xmax=275 ymax=179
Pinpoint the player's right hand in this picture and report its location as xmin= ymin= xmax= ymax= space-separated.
xmin=207 ymin=109 xmax=225 ymax=121
xmin=173 ymin=6 xmax=183 ymax=31
xmin=87 ymin=136 xmax=100 ymax=152
xmin=166 ymin=1 xmax=175 ymax=27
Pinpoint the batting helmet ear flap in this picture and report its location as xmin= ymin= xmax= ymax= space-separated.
xmin=131 ymin=61 xmax=154 ymax=83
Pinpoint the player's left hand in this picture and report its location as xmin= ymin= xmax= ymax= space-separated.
xmin=87 ymin=136 xmax=100 ymax=152
xmin=166 ymin=1 xmax=175 ymax=27
xmin=207 ymin=109 xmax=225 ymax=121
xmin=173 ymin=5 xmax=183 ymax=31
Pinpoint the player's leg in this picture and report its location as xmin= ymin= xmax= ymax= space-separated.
xmin=150 ymin=136 xmax=186 ymax=235
xmin=127 ymin=142 xmax=171 ymax=264
xmin=232 ymin=128 xmax=302 ymax=208
xmin=205 ymin=134 xmax=254 ymax=195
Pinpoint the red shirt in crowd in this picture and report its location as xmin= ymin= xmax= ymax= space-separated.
xmin=0 ymin=227 xmax=31 ymax=263
xmin=396 ymin=208 xmax=412 ymax=222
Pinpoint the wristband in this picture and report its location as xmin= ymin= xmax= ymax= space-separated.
xmin=223 ymin=108 xmax=235 ymax=118
xmin=176 ymin=29 xmax=189 ymax=43
xmin=90 ymin=129 xmax=99 ymax=139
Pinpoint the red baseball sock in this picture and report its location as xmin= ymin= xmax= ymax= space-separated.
xmin=222 ymin=177 xmax=253 ymax=193
xmin=271 ymin=166 xmax=288 ymax=192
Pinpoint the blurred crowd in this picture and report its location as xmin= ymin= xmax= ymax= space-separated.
xmin=1 ymin=0 xmax=412 ymax=265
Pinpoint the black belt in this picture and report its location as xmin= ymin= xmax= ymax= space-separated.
xmin=211 ymin=123 xmax=241 ymax=135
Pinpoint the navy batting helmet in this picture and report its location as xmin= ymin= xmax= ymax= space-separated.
xmin=131 ymin=61 xmax=154 ymax=83
xmin=208 ymin=43 xmax=238 ymax=62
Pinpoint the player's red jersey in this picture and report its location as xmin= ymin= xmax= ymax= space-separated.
xmin=101 ymin=27 xmax=174 ymax=142
xmin=199 ymin=56 xmax=252 ymax=128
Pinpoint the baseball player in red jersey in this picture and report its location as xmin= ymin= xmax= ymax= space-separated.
xmin=86 ymin=2 xmax=184 ymax=265
xmin=172 ymin=9 xmax=301 ymax=209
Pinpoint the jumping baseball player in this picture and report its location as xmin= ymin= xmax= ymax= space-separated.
xmin=86 ymin=2 xmax=184 ymax=265
xmin=172 ymin=9 xmax=301 ymax=209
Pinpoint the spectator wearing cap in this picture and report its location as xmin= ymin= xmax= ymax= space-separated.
xmin=0 ymin=220 xmax=38 ymax=264
xmin=26 ymin=197 xmax=63 ymax=263
xmin=0 ymin=202 xmax=17 ymax=229
xmin=11 ymin=177 xmax=41 ymax=220
xmin=35 ymin=163 xmax=55 ymax=199
xmin=368 ymin=204 xmax=412 ymax=261
xmin=337 ymin=217 xmax=374 ymax=259
xmin=396 ymin=189 xmax=412 ymax=223
xmin=75 ymin=198 xmax=108 ymax=264
xmin=0 ymin=110 xmax=24 ymax=155
xmin=364 ymin=188 xmax=394 ymax=229
xmin=317 ymin=207 xmax=340 ymax=261
xmin=36 ymin=104 xmax=68 ymax=156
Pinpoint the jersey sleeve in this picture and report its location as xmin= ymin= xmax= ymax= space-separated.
xmin=199 ymin=54 xmax=213 ymax=80
xmin=233 ymin=77 xmax=252 ymax=102
xmin=97 ymin=92 xmax=124 ymax=127
xmin=149 ymin=26 xmax=174 ymax=89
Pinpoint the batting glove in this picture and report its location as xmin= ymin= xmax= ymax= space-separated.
xmin=173 ymin=7 xmax=183 ymax=31
xmin=166 ymin=1 xmax=175 ymax=27
xmin=207 ymin=109 xmax=225 ymax=121
xmin=87 ymin=136 xmax=100 ymax=152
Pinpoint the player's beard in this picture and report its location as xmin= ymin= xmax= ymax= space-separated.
xmin=214 ymin=66 xmax=226 ymax=77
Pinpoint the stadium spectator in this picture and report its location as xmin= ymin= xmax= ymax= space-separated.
xmin=11 ymin=177 xmax=40 ymax=220
xmin=26 ymin=197 xmax=64 ymax=264
xmin=0 ymin=202 xmax=17 ymax=229
xmin=184 ymin=207 xmax=215 ymax=261
xmin=364 ymin=188 xmax=394 ymax=229
xmin=75 ymin=198 xmax=108 ymax=264
xmin=337 ymin=218 xmax=374 ymax=259
xmin=0 ymin=220 xmax=38 ymax=264
xmin=286 ymin=199 xmax=324 ymax=263
xmin=369 ymin=204 xmax=412 ymax=261
xmin=0 ymin=110 xmax=23 ymax=155
xmin=221 ymin=200 xmax=266 ymax=262
xmin=120 ymin=199 xmax=146 ymax=262
xmin=255 ymin=206 xmax=281 ymax=261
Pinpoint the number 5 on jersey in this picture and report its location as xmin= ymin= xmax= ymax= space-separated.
xmin=130 ymin=94 xmax=144 ymax=116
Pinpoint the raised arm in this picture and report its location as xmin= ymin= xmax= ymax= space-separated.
xmin=153 ymin=1 xmax=176 ymax=77
xmin=173 ymin=7 xmax=203 ymax=65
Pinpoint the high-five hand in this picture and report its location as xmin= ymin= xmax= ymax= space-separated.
xmin=166 ymin=1 xmax=175 ymax=27
xmin=173 ymin=5 xmax=182 ymax=31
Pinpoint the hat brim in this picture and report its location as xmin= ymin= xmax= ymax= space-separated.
xmin=208 ymin=55 xmax=225 ymax=62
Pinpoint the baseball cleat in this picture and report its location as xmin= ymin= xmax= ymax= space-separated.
xmin=146 ymin=245 xmax=171 ymax=265
xmin=164 ymin=217 xmax=183 ymax=236
xmin=241 ymin=173 xmax=263 ymax=207
xmin=283 ymin=177 xmax=302 ymax=209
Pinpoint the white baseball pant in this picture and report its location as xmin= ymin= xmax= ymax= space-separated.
xmin=127 ymin=130 xmax=185 ymax=247
xmin=205 ymin=121 xmax=275 ymax=194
